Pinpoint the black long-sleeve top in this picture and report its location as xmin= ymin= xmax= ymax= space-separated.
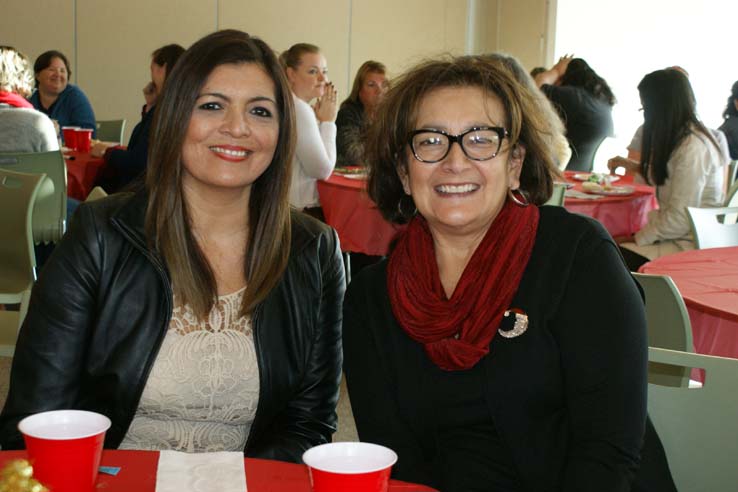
xmin=343 ymin=206 xmax=648 ymax=492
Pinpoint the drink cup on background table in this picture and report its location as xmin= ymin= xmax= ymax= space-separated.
xmin=18 ymin=410 xmax=111 ymax=492
xmin=75 ymin=129 xmax=94 ymax=153
xmin=61 ymin=127 xmax=79 ymax=150
xmin=302 ymin=442 xmax=398 ymax=492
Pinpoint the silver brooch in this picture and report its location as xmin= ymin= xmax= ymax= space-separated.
xmin=498 ymin=309 xmax=529 ymax=338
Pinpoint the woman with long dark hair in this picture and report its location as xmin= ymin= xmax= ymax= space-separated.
xmin=93 ymin=43 xmax=186 ymax=193
xmin=719 ymin=80 xmax=738 ymax=160
xmin=536 ymin=56 xmax=615 ymax=171
xmin=0 ymin=30 xmax=345 ymax=461
xmin=609 ymin=69 xmax=725 ymax=269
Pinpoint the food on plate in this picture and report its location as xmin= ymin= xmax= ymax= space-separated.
xmin=581 ymin=181 xmax=603 ymax=193
xmin=334 ymin=166 xmax=367 ymax=175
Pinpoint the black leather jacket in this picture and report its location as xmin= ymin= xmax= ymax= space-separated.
xmin=0 ymin=191 xmax=345 ymax=462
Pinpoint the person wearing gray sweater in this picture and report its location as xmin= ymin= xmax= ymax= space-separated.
xmin=0 ymin=46 xmax=59 ymax=153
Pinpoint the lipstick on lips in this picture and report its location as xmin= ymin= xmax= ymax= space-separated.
xmin=210 ymin=145 xmax=251 ymax=162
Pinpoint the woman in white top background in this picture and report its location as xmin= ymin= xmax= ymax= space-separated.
xmin=609 ymin=68 xmax=725 ymax=270
xmin=280 ymin=43 xmax=337 ymax=218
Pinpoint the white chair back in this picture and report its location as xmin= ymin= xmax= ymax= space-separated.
xmin=687 ymin=206 xmax=738 ymax=249
xmin=648 ymin=347 xmax=738 ymax=491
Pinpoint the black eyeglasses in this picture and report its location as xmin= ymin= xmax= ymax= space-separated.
xmin=408 ymin=126 xmax=509 ymax=163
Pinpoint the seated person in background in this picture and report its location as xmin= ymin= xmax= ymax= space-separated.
xmin=336 ymin=60 xmax=388 ymax=166
xmin=0 ymin=45 xmax=58 ymax=152
xmin=92 ymin=44 xmax=185 ymax=193
xmin=343 ymin=54 xmax=656 ymax=491
xmin=0 ymin=30 xmax=345 ymax=461
xmin=609 ymin=69 xmax=725 ymax=270
xmin=627 ymin=67 xmax=730 ymax=176
xmin=280 ymin=43 xmax=337 ymax=218
xmin=719 ymin=80 xmax=738 ymax=160
xmin=486 ymin=53 xmax=571 ymax=171
xmin=535 ymin=56 xmax=615 ymax=172
xmin=28 ymin=50 xmax=96 ymax=140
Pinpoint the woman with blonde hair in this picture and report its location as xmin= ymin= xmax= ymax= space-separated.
xmin=0 ymin=30 xmax=345 ymax=461
xmin=0 ymin=45 xmax=58 ymax=152
xmin=336 ymin=60 xmax=389 ymax=166
xmin=280 ymin=43 xmax=337 ymax=218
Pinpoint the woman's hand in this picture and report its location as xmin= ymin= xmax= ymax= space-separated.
xmin=608 ymin=156 xmax=640 ymax=176
xmin=142 ymin=81 xmax=157 ymax=113
xmin=314 ymin=82 xmax=337 ymax=123
xmin=91 ymin=141 xmax=115 ymax=158
xmin=552 ymin=54 xmax=574 ymax=80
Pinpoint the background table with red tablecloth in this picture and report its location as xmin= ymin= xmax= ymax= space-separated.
xmin=317 ymin=173 xmax=404 ymax=256
xmin=639 ymin=246 xmax=738 ymax=360
xmin=0 ymin=450 xmax=437 ymax=492
xmin=563 ymin=171 xmax=658 ymax=239
xmin=64 ymin=151 xmax=107 ymax=201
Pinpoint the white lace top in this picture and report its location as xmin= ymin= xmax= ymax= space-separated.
xmin=119 ymin=287 xmax=260 ymax=453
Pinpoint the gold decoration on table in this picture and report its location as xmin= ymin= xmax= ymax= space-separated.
xmin=0 ymin=460 xmax=48 ymax=492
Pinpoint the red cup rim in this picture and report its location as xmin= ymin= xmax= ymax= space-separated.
xmin=76 ymin=129 xmax=93 ymax=134
xmin=302 ymin=442 xmax=398 ymax=475
xmin=19 ymin=410 xmax=111 ymax=441
xmin=62 ymin=126 xmax=80 ymax=130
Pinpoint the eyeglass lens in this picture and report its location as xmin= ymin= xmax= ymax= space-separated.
xmin=411 ymin=128 xmax=502 ymax=162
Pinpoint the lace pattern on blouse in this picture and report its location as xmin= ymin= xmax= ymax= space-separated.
xmin=120 ymin=287 xmax=260 ymax=453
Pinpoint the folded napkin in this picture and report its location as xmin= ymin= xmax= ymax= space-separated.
xmin=156 ymin=451 xmax=247 ymax=492
xmin=565 ymin=190 xmax=603 ymax=200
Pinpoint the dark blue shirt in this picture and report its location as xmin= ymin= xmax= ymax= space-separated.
xmin=28 ymin=84 xmax=96 ymax=138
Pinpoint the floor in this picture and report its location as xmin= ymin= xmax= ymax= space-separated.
xmin=0 ymin=357 xmax=359 ymax=443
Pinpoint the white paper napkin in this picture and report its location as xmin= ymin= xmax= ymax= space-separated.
xmin=156 ymin=450 xmax=247 ymax=492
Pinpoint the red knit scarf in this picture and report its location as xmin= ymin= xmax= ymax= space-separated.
xmin=387 ymin=200 xmax=539 ymax=371
xmin=0 ymin=91 xmax=33 ymax=109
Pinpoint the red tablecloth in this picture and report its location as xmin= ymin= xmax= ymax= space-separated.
xmin=563 ymin=172 xmax=658 ymax=238
xmin=64 ymin=151 xmax=106 ymax=201
xmin=317 ymin=174 xmax=405 ymax=256
xmin=640 ymin=246 xmax=738 ymax=360
xmin=0 ymin=450 xmax=436 ymax=491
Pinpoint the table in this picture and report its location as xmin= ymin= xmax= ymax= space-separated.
xmin=640 ymin=246 xmax=738 ymax=360
xmin=317 ymin=174 xmax=405 ymax=256
xmin=64 ymin=151 xmax=106 ymax=201
xmin=0 ymin=450 xmax=437 ymax=491
xmin=563 ymin=171 xmax=658 ymax=238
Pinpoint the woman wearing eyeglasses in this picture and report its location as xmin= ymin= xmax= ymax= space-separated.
xmin=342 ymin=55 xmax=654 ymax=491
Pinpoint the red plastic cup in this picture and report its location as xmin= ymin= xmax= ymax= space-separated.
xmin=61 ymin=127 xmax=79 ymax=150
xmin=75 ymin=128 xmax=93 ymax=152
xmin=19 ymin=410 xmax=111 ymax=492
xmin=303 ymin=442 xmax=398 ymax=492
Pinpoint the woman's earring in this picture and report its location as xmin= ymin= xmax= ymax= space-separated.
xmin=396 ymin=196 xmax=417 ymax=219
xmin=508 ymin=188 xmax=530 ymax=207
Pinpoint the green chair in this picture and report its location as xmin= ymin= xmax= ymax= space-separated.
xmin=633 ymin=273 xmax=694 ymax=387
xmin=0 ymin=169 xmax=46 ymax=356
xmin=544 ymin=183 xmax=566 ymax=206
xmin=648 ymin=347 xmax=738 ymax=491
xmin=687 ymin=206 xmax=738 ymax=249
xmin=0 ymin=150 xmax=67 ymax=244
xmin=96 ymin=119 xmax=126 ymax=143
